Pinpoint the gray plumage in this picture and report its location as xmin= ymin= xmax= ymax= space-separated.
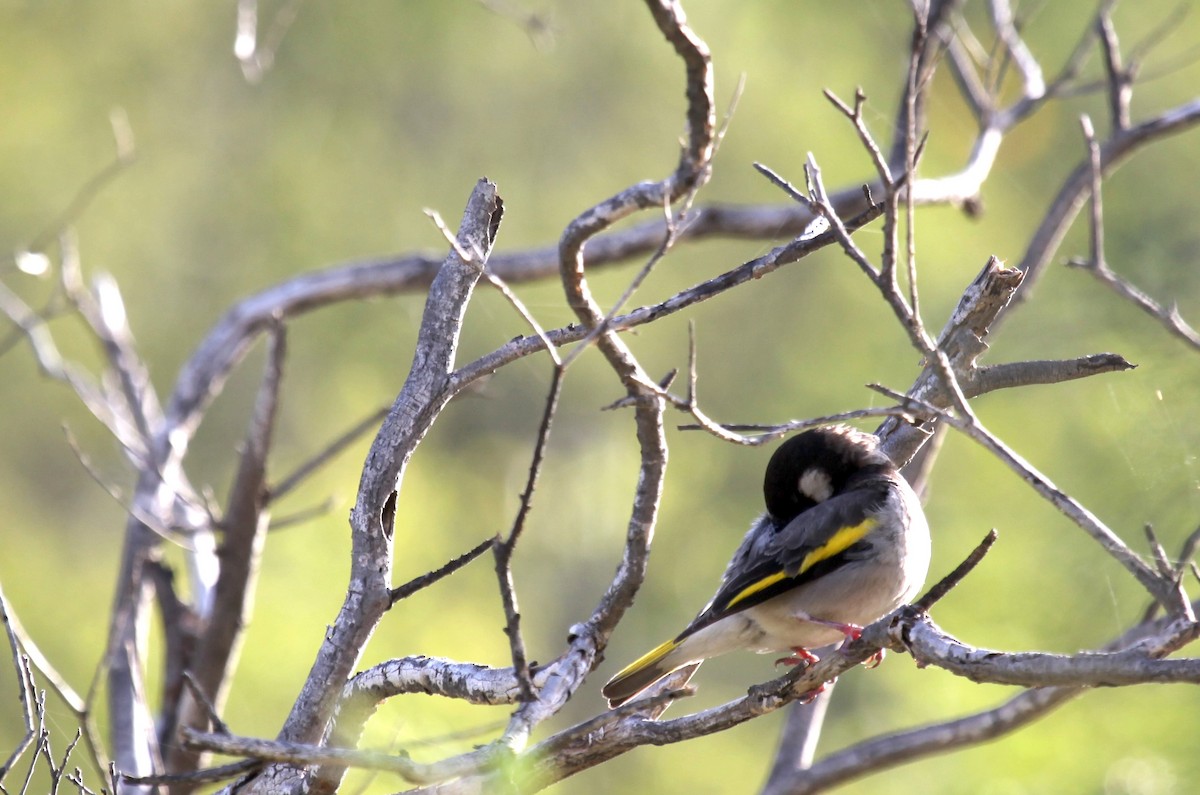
xmin=602 ymin=426 xmax=931 ymax=708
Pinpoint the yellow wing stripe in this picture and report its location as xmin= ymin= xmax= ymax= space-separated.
xmin=724 ymin=570 xmax=788 ymax=609
xmin=610 ymin=637 xmax=680 ymax=681
xmin=724 ymin=517 xmax=878 ymax=610
xmin=798 ymin=517 xmax=877 ymax=573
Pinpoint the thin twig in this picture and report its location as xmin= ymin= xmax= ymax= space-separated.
xmin=823 ymin=87 xmax=894 ymax=187
xmin=492 ymin=364 xmax=566 ymax=700
xmin=270 ymin=405 xmax=390 ymax=501
xmin=18 ymin=109 xmax=136 ymax=261
xmin=803 ymin=153 xmax=879 ymax=282
xmin=61 ymin=425 xmax=192 ymax=548
xmin=0 ymin=615 xmax=34 ymax=783
xmin=122 ymin=759 xmax=261 ymax=788
xmin=1065 ymin=116 xmax=1200 ymax=352
xmin=267 ymin=498 xmax=338 ymax=531
xmin=389 ymin=537 xmax=495 ymax=605
xmin=1096 ymin=6 xmax=1132 ymax=131
xmin=753 ymin=162 xmax=818 ymax=209
xmin=990 ymin=0 xmax=1046 ymax=100
xmin=902 ymin=9 xmax=925 ymax=338
xmin=913 ymin=530 xmax=999 ymax=611
xmin=671 ymin=321 xmax=759 ymax=445
xmin=181 ymin=671 xmax=231 ymax=734
xmin=869 ymin=377 xmax=1180 ymax=614
xmin=560 ymin=80 xmax=739 ymax=373
xmin=0 ymin=582 xmax=108 ymax=784
xmin=427 ymin=208 xmax=561 ymax=367
xmin=675 ymin=405 xmax=921 ymax=445
xmin=1078 ymin=114 xmax=1106 ymax=270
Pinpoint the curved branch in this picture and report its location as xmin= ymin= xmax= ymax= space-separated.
xmin=1013 ymin=98 xmax=1200 ymax=308
xmin=782 ymin=686 xmax=1079 ymax=795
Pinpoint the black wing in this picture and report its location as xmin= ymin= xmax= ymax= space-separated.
xmin=677 ymin=478 xmax=891 ymax=640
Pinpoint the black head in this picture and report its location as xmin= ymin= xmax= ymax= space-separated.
xmin=762 ymin=426 xmax=894 ymax=522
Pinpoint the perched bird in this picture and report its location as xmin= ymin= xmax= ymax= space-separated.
xmin=602 ymin=425 xmax=931 ymax=708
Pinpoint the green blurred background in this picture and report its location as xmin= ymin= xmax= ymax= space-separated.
xmin=2 ymin=1 xmax=1199 ymax=793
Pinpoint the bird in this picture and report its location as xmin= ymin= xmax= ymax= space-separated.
xmin=601 ymin=425 xmax=931 ymax=708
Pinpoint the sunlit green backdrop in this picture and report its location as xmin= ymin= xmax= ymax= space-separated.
xmin=2 ymin=2 xmax=1199 ymax=794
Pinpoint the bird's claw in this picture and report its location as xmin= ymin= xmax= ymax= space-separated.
xmin=834 ymin=623 xmax=864 ymax=647
xmin=775 ymin=646 xmax=820 ymax=668
xmin=798 ymin=677 xmax=837 ymax=704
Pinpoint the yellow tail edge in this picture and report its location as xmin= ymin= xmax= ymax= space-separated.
xmin=602 ymin=637 xmax=683 ymax=707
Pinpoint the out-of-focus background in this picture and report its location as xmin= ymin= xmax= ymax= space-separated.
xmin=2 ymin=2 xmax=1199 ymax=793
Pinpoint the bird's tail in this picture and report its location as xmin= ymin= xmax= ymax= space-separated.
xmin=602 ymin=637 xmax=695 ymax=708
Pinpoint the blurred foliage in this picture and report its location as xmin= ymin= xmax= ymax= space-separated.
xmin=2 ymin=1 xmax=1199 ymax=794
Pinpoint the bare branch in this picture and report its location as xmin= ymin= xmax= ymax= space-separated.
xmin=877 ymin=257 xmax=1024 ymax=463
xmin=896 ymin=612 xmax=1200 ymax=687
xmin=0 ymin=277 xmax=152 ymax=468
xmin=803 ymin=153 xmax=880 ymax=282
xmin=184 ymin=729 xmax=432 ymax=783
xmin=989 ymin=0 xmax=1046 ymax=100
xmin=945 ymin=29 xmax=990 ymax=122
xmin=913 ymin=530 xmax=998 ymax=611
xmin=450 ymin=200 xmax=888 ymax=397
xmin=7 ymin=5 xmax=1200 ymax=795
xmin=428 ymin=207 xmax=562 ymax=369
xmin=236 ymin=180 xmax=504 ymax=795
xmin=1096 ymin=6 xmax=1133 ymax=131
xmin=389 ymin=537 xmax=495 ymax=606
xmin=676 ymin=406 xmax=922 ymax=446
xmin=0 ymin=599 xmax=35 ymax=783
xmin=764 ymin=553 xmax=1196 ymax=795
xmin=760 ymin=690 xmax=833 ymax=795
xmin=944 ymin=409 xmax=1181 ymax=614
xmin=753 ymin=161 xmax=819 ymax=210
xmin=16 ymin=109 xmax=136 ymax=263
xmin=0 ymin=581 xmax=109 ymax=785
xmin=492 ymin=364 xmax=565 ymax=700
xmin=165 ymin=320 xmax=287 ymax=773
xmin=271 ymin=405 xmax=390 ymax=502
xmin=1066 ymin=120 xmax=1200 ymax=357
xmin=180 ymin=671 xmax=231 ymax=736
xmin=343 ymin=657 xmax=527 ymax=710
xmin=782 ymin=686 xmax=1079 ymax=794
xmin=823 ymin=88 xmax=894 ymax=187
xmin=966 ymin=353 xmax=1136 ymax=395
xmin=1069 ymin=266 xmax=1200 ymax=352
xmin=491 ymin=0 xmax=715 ymax=756
xmin=878 ymin=357 xmax=1180 ymax=617
xmin=123 ymin=759 xmax=260 ymax=789
xmin=1014 ymin=97 xmax=1200 ymax=308
xmin=887 ymin=0 xmax=959 ymax=169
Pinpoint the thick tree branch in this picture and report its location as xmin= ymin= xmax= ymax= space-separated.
xmin=235 ymin=180 xmax=503 ymax=795
xmin=891 ymin=611 xmax=1200 ymax=687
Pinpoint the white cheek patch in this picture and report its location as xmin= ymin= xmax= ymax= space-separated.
xmin=799 ymin=467 xmax=833 ymax=502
